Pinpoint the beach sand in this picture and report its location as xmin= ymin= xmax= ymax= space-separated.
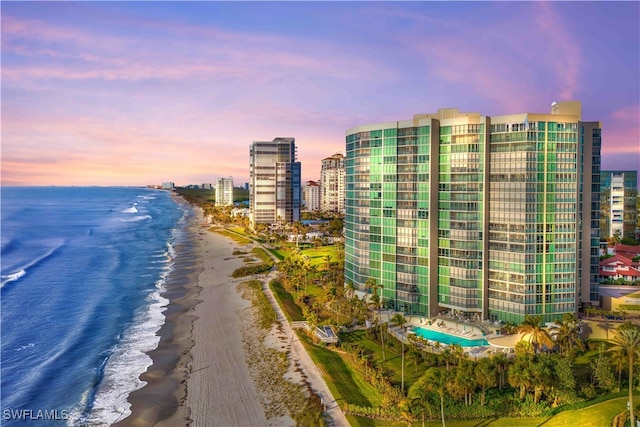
xmin=116 ymin=202 xmax=347 ymax=426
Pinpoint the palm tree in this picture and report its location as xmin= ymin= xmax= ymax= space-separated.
xmin=508 ymin=353 xmax=534 ymax=400
xmin=342 ymin=281 xmax=356 ymax=326
xmin=610 ymin=344 xmax=627 ymax=391
xmin=366 ymin=277 xmax=386 ymax=361
xmin=323 ymin=284 xmax=339 ymax=325
xmin=474 ymin=357 xmax=496 ymax=406
xmin=391 ymin=313 xmax=408 ymax=393
xmin=454 ymin=360 xmax=476 ymax=406
xmin=553 ymin=314 xmax=585 ymax=357
xmin=324 ymin=254 xmax=333 ymax=271
xmin=517 ymin=315 xmax=554 ymax=353
xmin=397 ymin=398 xmax=415 ymax=427
xmin=450 ymin=343 xmax=466 ymax=366
xmin=531 ymin=355 xmax=554 ymax=403
xmin=492 ymin=351 xmax=509 ymax=390
xmin=424 ymin=367 xmax=449 ymax=427
xmin=305 ymin=263 xmax=318 ymax=295
xmin=440 ymin=347 xmax=455 ymax=371
xmin=608 ymin=326 xmax=640 ymax=427
xmin=409 ymin=384 xmax=433 ymax=427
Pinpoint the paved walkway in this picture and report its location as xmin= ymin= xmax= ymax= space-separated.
xmin=259 ymin=266 xmax=349 ymax=426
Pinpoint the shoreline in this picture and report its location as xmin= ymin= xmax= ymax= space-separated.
xmin=116 ymin=195 xmax=347 ymax=426
xmin=113 ymin=194 xmax=202 ymax=426
xmin=114 ymin=197 xmax=277 ymax=426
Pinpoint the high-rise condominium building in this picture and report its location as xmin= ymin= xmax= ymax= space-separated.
xmin=216 ymin=177 xmax=234 ymax=206
xmin=249 ymin=137 xmax=301 ymax=225
xmin=600 ymin=171 xmax=638 ymax=240
xmin=320 ymin=153 xmax=346 ymax=213
xmin=345 ymin=101 xmax=601 ymax=324
xmin=303 ymin=180 xmax=321 ymax=211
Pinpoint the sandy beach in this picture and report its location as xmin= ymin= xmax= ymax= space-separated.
xmin=117 ymin=202 xmax=347 ymax=427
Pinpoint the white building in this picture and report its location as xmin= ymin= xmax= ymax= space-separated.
xmin=303 ymin=180 xmax=321 ymax=211
xmin=216 ymin=177 xmax=234 ymax=206
xmin=320 ymin=153 xmax=345 ymax=213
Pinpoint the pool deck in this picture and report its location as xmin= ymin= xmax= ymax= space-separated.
xmin=399 ymin=315 xmax=518 ymax=358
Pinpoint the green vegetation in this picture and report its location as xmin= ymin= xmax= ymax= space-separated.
xmin=299 ymin=334 xmax=383 ymax=408
xmin=179 ymin=194 xmax=640 ymax=426
xmin=231 ymin=263 xmax=272 ymax=278
xmin=232 ymin=247 xmax=275 ymax=278
xmin=268 ymin=250 xmax=640 ymax=426
xmin=269 ymin=279 xmax=304 ymax=321
xmin=239 ymin=280 xmax=276 ymax=329
xmin=250 ymin=247 xmax=273 ymax=264
xmin=214 ymin=228 xmax=252 ymax=245
xmin=174 ymin=187 xmax=215 ymax=204
xmin=174 ymin=186 xmax=249 ymax=204
xmin=238 ymin=279 xmax=325 ymax=426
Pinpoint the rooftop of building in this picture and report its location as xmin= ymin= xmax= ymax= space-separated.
xmin=612 ymin=243 xmax=640 ymax=260
xmin=346 ymin=101 xmax=595 ymax=135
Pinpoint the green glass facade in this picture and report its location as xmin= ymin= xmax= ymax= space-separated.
xmin=345 ymin=103 xmax=601 ymax=324
xmin=345 ymin=125 xmax=432 ymax=314
xmin=438 ymin=123 xmax=485 ymax=314
xmin=487 ymin=120 xmax=580 ymax=324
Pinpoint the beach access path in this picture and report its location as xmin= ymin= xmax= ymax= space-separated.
xmin=259 ymin=265 xmax=350 ymax=427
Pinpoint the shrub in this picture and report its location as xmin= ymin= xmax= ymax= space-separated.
xmin=231 ymin=263 xmax=272 ymax=278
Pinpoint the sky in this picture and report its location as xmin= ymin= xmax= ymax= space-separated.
xmin=2 ymin=1 xmax=639 ymax=187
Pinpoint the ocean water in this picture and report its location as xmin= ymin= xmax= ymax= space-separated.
xmin=1 ymin=187 xmax=189 ymax=426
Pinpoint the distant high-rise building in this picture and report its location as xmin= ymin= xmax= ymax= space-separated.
xmin=249 ymin=137 xmax=301 ymax=225
xmin=320 ymin=153 xmax=345 ymax=214
xmin=345 ymin=101 xmax=601 ymax=324
xmin=600 ymin=171 xmax=638 ymax=240
xmin=161 ymin=182 xmax=175 ymax=190
xmin=216 ymin=177 xmax=234 ymax=206
xmin=303 ymin=180 xmax=321 ymax=211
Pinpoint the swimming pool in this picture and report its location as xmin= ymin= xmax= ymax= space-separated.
xmin=412 ymin=326 xmax=489 ymax=347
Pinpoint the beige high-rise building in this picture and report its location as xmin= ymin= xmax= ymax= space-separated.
xmin=249 ymin=137 xmax=301 ymax=225
xmin=320 ymin=153 xmax=345 ymax=214
xmin=216 ymin=177 xmax=234 ymax=206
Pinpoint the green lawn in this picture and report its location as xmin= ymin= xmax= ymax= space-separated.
xmin=299 ymin=246 xmax=341 ymax=269
xmin=341 ymin=330 xmax=427 ymax=391
xmin=250 ymin=247 xmax=274 ymax=265
xmin=299 ymin=334 xmax=383 ymax=408
xmin=347 ymin=395 xmax=639 ymax=426
xmin=270 ymin=280 xmax=304 ymax=321
xmin=213 ymin=228 xmax=252 ymax=245
xmin=268 ymin=248 xmax=286 ymax=261
xmin=268 ymin=244 xmax=341 ymax=269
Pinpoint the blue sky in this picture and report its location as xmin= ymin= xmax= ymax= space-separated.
xmin=2 ymin=1 xmax=638 ymax=186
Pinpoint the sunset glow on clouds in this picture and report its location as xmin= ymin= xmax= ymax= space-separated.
xmin=2 ymin=2 xmax=638 ymax=186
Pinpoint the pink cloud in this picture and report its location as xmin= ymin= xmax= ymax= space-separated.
xmin=601 ymin=104 xmax=640 ymax=162
xmin=611 ymin=104 xmax=640 ymax=122
xmin=2 ymin=13 xmax=392 ymax=86
xmin=533 ymin=2 xmax=582 ymax=100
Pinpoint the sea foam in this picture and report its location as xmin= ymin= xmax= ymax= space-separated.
xmin=0 ymin=239 xmax=64 ymax=287
xmin=77 ymin=266 xmax=172 ymax=426
xmin=0 ymin=269 xmax=26 ymax=288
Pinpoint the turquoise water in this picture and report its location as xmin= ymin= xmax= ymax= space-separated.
xmin=412 ymin=326 xmax=489 ymax=347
